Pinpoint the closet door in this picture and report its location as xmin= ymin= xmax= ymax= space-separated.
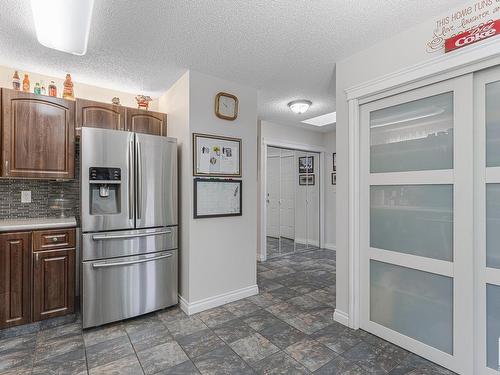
xmin=306 ymin=152 xmax=320 ymax=250
xmin=279 ymin=149 xmax=296 ymax=254
xmin=266 ymin=148 xmax=281 ymax=240
xmin=359 ymin=75 xmax=473 ymax=374
xmin=475 ymin=66 xmax=500 ymax=375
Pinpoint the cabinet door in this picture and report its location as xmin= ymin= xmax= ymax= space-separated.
xmin=33 ymin=248 xmax=75 ymax=321
xmin=76 ymin=98 xmax=125 ymax=136
xmin=1 ymin=89 xmax=75 ymax=179
xmin=126 ymin=108 xmax=167 ymax=136
xmin=0 ymin=232 xmax=31 ymax=329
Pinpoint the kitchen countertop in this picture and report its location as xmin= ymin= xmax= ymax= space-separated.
xmin=0 ymin=217 xmax=77 ymax=232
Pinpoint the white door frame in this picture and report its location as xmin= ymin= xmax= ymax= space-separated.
xmin=474 ymin=66 xmax=500 ymax=375
xmin=342 ymin=38 xmax=500 ymax=375
xmin=259 ymin=137 xmax=326 ymax=262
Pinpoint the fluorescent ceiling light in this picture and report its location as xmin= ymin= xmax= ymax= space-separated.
xmin=301 ymin=111 xmax=337 ymax=126
xmin=31 ymin=0 xmax=95 ymax=55
xmin=288 ymin=100 xmax=312 ymax=114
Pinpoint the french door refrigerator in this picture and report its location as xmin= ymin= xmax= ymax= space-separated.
xmin=80 ymin=128 xmax=178 ymax=328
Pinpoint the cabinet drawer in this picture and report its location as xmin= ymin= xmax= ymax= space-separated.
xmin=33 ymin=228 xmax=76 ymax=251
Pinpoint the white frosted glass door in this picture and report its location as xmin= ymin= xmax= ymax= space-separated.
xmin=360 ymin=75 xmax=473 ymax=374
xmin=475 ymin=67 xmax=500 ymax=375
xmin=370 ymin=92 xmax=453 ymax=173
xmin=370 ymin=260 xmax=453 ymax=353
xmin=370 ymin=185 xmax=453 ymax=261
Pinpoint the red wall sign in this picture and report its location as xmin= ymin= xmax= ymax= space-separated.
xmin=445 ymin=20 xmax=500 ymax=53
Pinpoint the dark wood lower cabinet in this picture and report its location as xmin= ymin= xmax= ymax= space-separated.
xmin=0 ymin=232 xmax=31 ymax=329
xmin=33 ymin=248 xmax=75 ymax=321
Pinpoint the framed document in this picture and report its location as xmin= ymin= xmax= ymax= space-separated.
xmin=194 ymin=178 xmax=242 ymax=218
xmin=193 ymin=133 xmax=242 ymax=177
xmin=298 ymin=156 xmax=314 ymax=174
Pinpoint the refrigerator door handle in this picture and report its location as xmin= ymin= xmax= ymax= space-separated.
xmin=136 ymin=139 xmax=143 ymax=220
xmin=128 ymin=139 xmax=135 ymax=221
xmin=92 ymin=229 xmax=172 ymax=241
xmin=92 ymin=253 xmax=172 ymax=268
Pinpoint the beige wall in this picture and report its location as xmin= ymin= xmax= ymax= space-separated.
xmin=160 ymin=70 xmax=258 ymax=311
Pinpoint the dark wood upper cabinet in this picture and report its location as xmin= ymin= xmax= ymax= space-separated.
xmin=76 ymin=98 xmax=126 ymax=136
xmin=33 ymin=248 xmax=75 ymax=321
xmin=1 ymin=89 xmax=75 ymax=179
xmin=126 ymin=108 xmax=167 ymax=136
xmin=0 ymin=232 xmax=31 ymax=329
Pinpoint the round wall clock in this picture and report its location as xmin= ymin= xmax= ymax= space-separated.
xmin=215 ymin=92 xmax=238 ymax=121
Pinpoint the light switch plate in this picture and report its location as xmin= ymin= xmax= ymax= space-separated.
xmin=21 ymin=191 xmax=31 ymax=203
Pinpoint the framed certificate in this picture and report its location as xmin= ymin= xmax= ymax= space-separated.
xmin=193 ymin=133 xmax=242 ymax=177
xmin=194 ymin=178 xmax=242 ymax=219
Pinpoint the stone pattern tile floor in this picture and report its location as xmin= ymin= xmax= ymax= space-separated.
xmin=0 ymin=248 xmax=456 ymax=374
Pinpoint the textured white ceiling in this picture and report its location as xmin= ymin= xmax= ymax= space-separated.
xmin=0 ymin=0 xmax=466 ymax=131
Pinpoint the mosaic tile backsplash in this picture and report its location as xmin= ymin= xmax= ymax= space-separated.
xmin=0 ymin=144 xmax=80 ymax=221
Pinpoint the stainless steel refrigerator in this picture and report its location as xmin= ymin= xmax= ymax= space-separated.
xmin=80 ymin=128 xmax=178 ymax=328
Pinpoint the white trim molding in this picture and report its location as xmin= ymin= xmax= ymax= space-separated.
xmin=333 ymin=309 xmax=350 ymax=326
xmin=345 ymin=38 xmax=500 ymax=101
xmin=179 ymin=285 xmax=259 ymax=315
xmin=324 ymin=243 xmax=336 ymax=251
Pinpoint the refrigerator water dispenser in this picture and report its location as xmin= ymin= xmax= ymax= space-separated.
xmin=89 ymin=167 xmax=122 ymax=215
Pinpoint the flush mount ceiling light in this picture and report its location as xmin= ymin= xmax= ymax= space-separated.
xmin=302 ymin=111 xmax=337 ymax=127
xmin=31 ymin=0 xmax=95 ymax=55
xmin=288 ymin=100 xmax=312 ymax=115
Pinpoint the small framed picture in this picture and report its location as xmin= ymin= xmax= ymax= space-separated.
xmin=298 ymin=156 xmax=314 ymax=174
xmin=331 ymin=173 xmax=337 ymax=185
xmin=299 ymin=174 xmax=315 ymax=186
xmin=332 ymin=153 xmax=336 ymax=172
xmin=193 ymin=133 xmax=242 ymax=177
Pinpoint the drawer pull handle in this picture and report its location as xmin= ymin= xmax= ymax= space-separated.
xmin=92 ymin=230 xmax=171 ymax=241
xmin=92 ymin=253 xmax=172 ymax=268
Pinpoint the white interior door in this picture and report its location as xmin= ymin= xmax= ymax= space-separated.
xmin=306 ymin=152 xmax=320 ymax=248
xmin=266 ymin=153 xmax=280 ymax=239
xmin=280 ymin=152 xmax=295 ymax=240
xmin=359 ymin=75 xmax=474 ymax=374
xmin=475 ymin=66 xmax=500 ymax=375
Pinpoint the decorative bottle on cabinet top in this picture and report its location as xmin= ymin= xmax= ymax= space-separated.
xmin=48 ymin=81 xmax=57 ymax=97
xmin=34 ymin=82 xmax=41 ymax=95
xmin=63 ymin=73 xmax=74 ymax=100
xmin=22 ymin=74 xmax=30 ymax=92
xmin=12 ymin=71 xmax=20 ymax=90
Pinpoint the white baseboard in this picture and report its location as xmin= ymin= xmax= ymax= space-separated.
xmin=334 ymin=309 xmax=349 ymax=327
xmin=179 ymin=284 xmax=259 ymax=315
xmin=295 ymin=238 xmax=320 ymax=247
xmin=324 ymin=243 xmax=336 ymax=251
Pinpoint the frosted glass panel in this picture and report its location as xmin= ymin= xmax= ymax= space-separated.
xmin=486 ymin=81 xmax=500 ymax=167
xmin=487 ymin=284 xmax=500 ymax=370
xmin=370 ymin=260 xmax=453 ymax=354
xmin=371 ymin=185 xmax=453 ymax=261
xmin=487 ymin=185 xmax=500 ymax=269
xmin=370 ymin=92 xmax=453 ymax=173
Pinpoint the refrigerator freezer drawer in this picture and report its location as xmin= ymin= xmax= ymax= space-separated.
xmin=82 ymin=227 xmax=178 ymax=261
xmin=82 ymin=250 xmax=178 ymax=328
